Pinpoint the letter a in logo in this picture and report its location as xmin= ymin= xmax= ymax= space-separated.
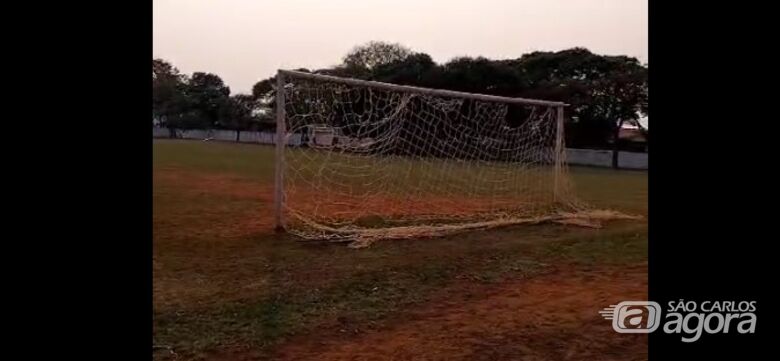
xmin=600 ymin=301 xmax=661 ymax=333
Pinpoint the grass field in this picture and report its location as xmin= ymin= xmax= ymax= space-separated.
xmin=153 ymin=139 xmax=648 ymax=360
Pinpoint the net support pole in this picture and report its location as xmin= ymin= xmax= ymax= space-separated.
xmin=553 ymin=105 xmax=565 ymax=203
xmin=273 ymin=71 xmax=286 ymax=231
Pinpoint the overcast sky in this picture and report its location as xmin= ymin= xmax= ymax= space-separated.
xmin=153 ymin=0 xmax=648 ymax=95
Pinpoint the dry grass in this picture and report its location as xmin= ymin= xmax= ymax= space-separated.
xmin=153 ymin=139 xmax=648 ymax=360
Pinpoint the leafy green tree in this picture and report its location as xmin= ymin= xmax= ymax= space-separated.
xmin=219 ymin=94 xmax=263 ymax=140
xmin=341 ymin=41 xmax=412 ymax=78
xmin=186 ymin=72 xmax=231 ymax=129
xmin=436 ymin=56 xmax=524 ymax=95
xmin=371 ymin=52 xmax=438 ymax=85
xmin=512 ymin=49 xmax=648 ymax=167
xmin=152 ymin=59 xmax=189 ymax=136
xmin=252 ymin=78 xmax=274 ymax=101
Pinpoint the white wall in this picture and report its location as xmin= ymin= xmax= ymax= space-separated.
xmin=566 ymin=148 xmax=647 ymax=170
xmin=153 ymin=128 xmax=303 ymax=146
xmin=152 ymin=127 xmax=169 ymax=138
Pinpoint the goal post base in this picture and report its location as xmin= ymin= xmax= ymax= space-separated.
xmin=286 ymin=209 xmax=642 ymax=248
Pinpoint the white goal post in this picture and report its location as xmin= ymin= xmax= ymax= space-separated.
xmin=273 ymin=69 xmax=631 ymax=246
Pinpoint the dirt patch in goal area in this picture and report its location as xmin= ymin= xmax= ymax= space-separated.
xmin=286 ymin=187 xmax=548 ymax=219
xmin=267 ymin=263 xmax=647 ymax=361
xmin=154 ymin=167 xmax=553 ymax=239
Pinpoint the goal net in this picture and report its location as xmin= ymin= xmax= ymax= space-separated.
xmin=274 ymin=70 xmax=632 ymax=246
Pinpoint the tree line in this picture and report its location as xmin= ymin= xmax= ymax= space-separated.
xmin=153 ymin=41 xmax=648 ymax=158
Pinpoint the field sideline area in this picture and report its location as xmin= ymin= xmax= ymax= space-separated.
xmin=153 ymin=139 xmax=648 ymax=360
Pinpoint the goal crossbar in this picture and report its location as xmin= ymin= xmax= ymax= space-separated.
xmin=279 ymin=69 xmax=568 ymax=107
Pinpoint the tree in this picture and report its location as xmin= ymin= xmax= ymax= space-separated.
xmin=252 ymin=78 xmax=274 ymax=102
xmin=371 ymin=52 xmax=438 ymax=85
xmin=342 ymin=41 xmax=413 ymax=78
xmin=152 ymin=59 xmax=189 ymax=136
xmin=252 ymin=68 xmax=314 ymax=102
xmin=511 ymin=49 xmax=648 ymax=167
xmin=186 ymin=72 xmax=231 ymax=129
xmin=436 ymin=57 xmax=524 ymax=95
xmin=219 ymin=94 xmax=262 ymax=140
xmin=251 ymin=68 xmax=312 ymax=131
xmin=565 ymin=56 xmax=647 ymax=167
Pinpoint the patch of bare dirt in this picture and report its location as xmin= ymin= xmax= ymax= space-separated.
xmin=154 ymin=167 xmax=276 ymax=241
xmin=155 ymin=167 xmax=271 ymax=199
xmin=268 ymin=263 xmax=648 ymax=361
xmin=286 ymin=186 xmax=542 ymax=223
xmin=154 ymin=168 xmax=278 ymax=310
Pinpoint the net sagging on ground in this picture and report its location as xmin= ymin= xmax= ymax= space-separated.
xmin=277 ymin=71 xmax=637 ymax=247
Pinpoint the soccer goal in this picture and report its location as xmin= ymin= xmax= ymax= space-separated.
xmin=273 ymin=69 xmax=632 ymax=246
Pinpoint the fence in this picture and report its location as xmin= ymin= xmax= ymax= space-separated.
xmin=566 ymin=148 xmax=647 ymax=170
xmin=153 ymin=127 xmax=647 ymax=170
xmin=153 ymin=127 xmax=303 ymax=146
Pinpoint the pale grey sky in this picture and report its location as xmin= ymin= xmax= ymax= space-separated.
xmin=153 ymin=0 xmax=647 ymax=94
